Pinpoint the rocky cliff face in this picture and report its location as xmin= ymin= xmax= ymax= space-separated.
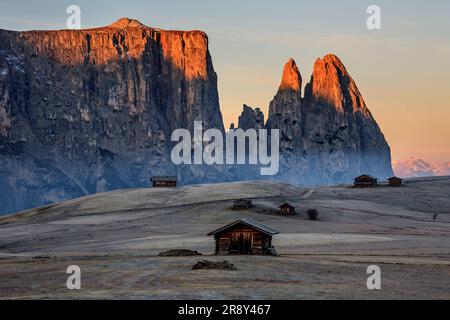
xmin=263 ymin=54 xmax=393 ymax=185
xmin=238 ymin=104 xmax=265 ymax=130
xmin=0 ymin=18 xmax=224 ymax=214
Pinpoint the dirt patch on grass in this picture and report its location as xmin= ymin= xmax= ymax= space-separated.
xmin=159 ymin=249 xmax=202 ymax=257
xmin=192 ymin=260 xmax=237 ymax=271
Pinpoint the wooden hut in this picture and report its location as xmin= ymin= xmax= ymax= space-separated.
xmin=233 ymin=199 xmax=253 ymax=210
xmin=151 ymin=176 xmax=177 ymax=188
xmin=388 ymin=176 xmax=403 ymax=186
xmin=279 ymin=203 xmax=296 ymax=216
xmin=354 ymin=175 xmax=378 ymax=188
xmin=207 ymin=218 xmax=279 ymax=255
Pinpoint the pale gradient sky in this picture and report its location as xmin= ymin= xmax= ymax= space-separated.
xmin=0 ymin=0 xmax=449 ymax=162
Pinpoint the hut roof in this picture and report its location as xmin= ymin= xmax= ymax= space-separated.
xmin=234 ymin=199 xmax=252 ymax=203
xmin=151 ymin=176 xmax=177 ymax=182
xmin=354 ymin=174 xmax=378 ymax=180
xmin=279 ymin=203 xmax=295 ymax=209
xmin=207 ymin=218 xmax=280 ymax=237
xmin=388 ymin=176 xmax=403 ymax=181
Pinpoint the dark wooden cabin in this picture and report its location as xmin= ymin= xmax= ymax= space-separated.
xmin=279 ymin=203 xmax=296 ymax=216
xmin=151 ymin=176 xmax=177 ymax=188
xmin=354 ymin=174 xmax=378 ymax=188
xmin=233 ymin=199 xmax=253 ymax=210
xmin=388 ymin=176 xmax=403 ymax=186
xmin=207 ymin=218 xmax=279 ymax=255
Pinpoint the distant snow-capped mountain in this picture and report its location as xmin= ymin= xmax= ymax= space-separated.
xmin=393 ymin=157 xmax=450 ymax=178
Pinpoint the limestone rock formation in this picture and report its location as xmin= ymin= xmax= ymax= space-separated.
xmin=0 ymin=18 xmax=394 ymax=215
xmin=0 ymin=18 xmax=224 ymax=214
xmin=266 ymin=54 xmax=393 ymax=185
xmin=238 ymin=105 xmax=265 ymax=131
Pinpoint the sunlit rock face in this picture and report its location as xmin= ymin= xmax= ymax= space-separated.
xmin=304 ymin=54 xmax=370 ymax=115
xmin=266 ymin=58 xmax=303 ymax=152
xmin=0 ymin=18 xmax=224 ymax=214
xmin=265 ymin=54 xmax=393 ymax=185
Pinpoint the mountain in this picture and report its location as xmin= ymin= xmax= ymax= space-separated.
xmin=393 ymin=157 xmax=450 ymax=178
xmin=0 ymin=18 xmax=224 ymax=215
xmin=0 ymin=19 xmax=393 ymax=215
xmin=241 ymin=55 xmax=393 ymax=185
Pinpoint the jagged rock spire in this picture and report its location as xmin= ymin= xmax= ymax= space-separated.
xmin=265 ymin=53 xmax=393 ymax=184
xmin=267 ymin=58 xmax=303 ymax=150
xmin=305 ymin=54 xmax=369 ymax=116
xmin=269 ymin=58 xmax=302 ymax=114
xmin=279 ymin=58 xmax=302 ymax=93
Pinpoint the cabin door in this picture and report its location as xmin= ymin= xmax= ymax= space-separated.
xmin=231 ymin=233 xmax=253 ymax=254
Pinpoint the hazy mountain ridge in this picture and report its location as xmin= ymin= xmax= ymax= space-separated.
xmin=394 ymin=157 xmax=450 ymax=178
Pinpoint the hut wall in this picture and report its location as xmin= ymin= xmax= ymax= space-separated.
xmin=354 ymin=178 xmax=377 ymax=188
xmin=389 ymin=179 xmax=402 ymax=186
xmin=214 ymin=227 xmax=270 ymax=255
xmin=153 ymin=181 xmax=177 ymax=187
xmin=279 ymin=207 xmax=295 ymax=215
